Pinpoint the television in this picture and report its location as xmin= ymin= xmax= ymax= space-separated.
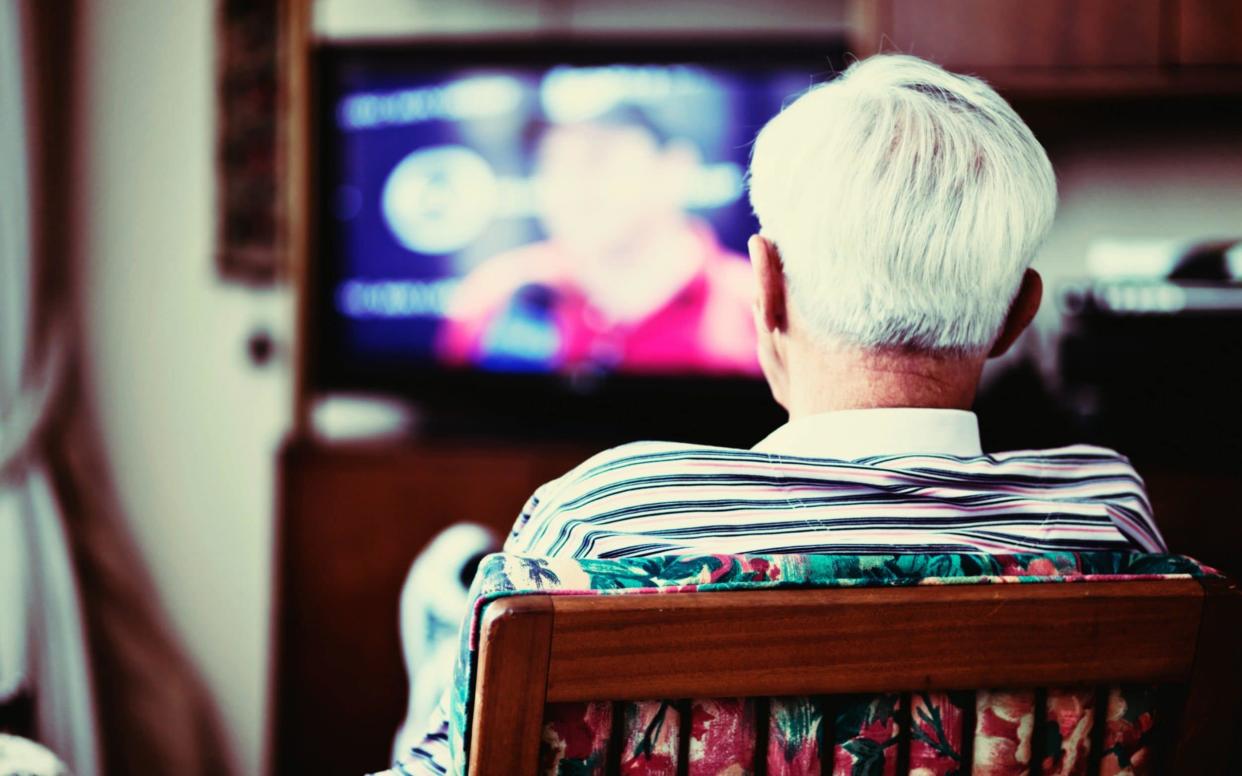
xmin=311 ymin=42 xmax=844 ymax=442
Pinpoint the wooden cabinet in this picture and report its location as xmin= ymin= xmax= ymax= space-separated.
xmin=850 ymin=0 xmax=1242 ymax=95
xmin=855 ymin=0 xmax=1163 ymax=69
xmin=1179 ymin=0 xmax=1242 ymax=65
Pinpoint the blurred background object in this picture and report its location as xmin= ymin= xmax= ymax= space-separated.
xmin=216 ymin=0 xmax=284 ymax=285
xmin=2 ymin=0 xmax=1238 ymax=774
xmin=0 ymin=734 xmax=69 ymax=776
xmin=1059 ymin=238 xmax=1242 ymax=462
xmin=5 ymin=1 xmax=240 ymax=775
xmin=391 ymin=523 xmax=497 ymax=763
xmin=0 ymin=2 xmax=97 ymax=770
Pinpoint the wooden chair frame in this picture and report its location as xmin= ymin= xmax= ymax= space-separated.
xmin=468 ymin=577 xmax=1242 ymax=775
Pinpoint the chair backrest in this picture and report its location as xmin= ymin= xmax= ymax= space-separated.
xmin=467 ymin=576 xmax=1241 ymax=775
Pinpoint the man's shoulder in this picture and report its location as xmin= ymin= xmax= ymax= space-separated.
xmin=533 ymin=439 xmax=769 ymax=500
xmin=987 ymin=443 xmax=1139 ymax=470
xmin=540 ymin=440 xmax=1147 ymax=503
xmin=566 ymin=441 xmax=1140 ymax=472
xmin=511 ymin=440 xmax=762 ymax=553
xmin=564 ymin=439 xmax=762 ymax=477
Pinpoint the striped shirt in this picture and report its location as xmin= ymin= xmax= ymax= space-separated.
xmin=505 ymin=441 xmax=1165 ymax=557
xmin=395 ymin=410 xmax=1165 ymax=775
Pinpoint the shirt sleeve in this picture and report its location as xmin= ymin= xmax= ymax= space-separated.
xmin=1089 ymin=453 xmax=1167 ymax=553
xmin=503 ymin=476 xmax=564 ymax=553
xmin=1104 ymin=476 xmax=1167 ymax=552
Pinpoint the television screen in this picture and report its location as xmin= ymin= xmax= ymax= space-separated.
xmin=315 ymin=45 xmax=832 ymax=391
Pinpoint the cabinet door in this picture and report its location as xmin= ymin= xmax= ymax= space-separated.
xmin=855 ymin=0 xmax=1163 ymax=69
xmin=1178 ymin=0 xmax=1242 ymax=65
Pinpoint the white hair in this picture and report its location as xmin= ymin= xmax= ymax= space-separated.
xmin=748 ymin=54 xmax=1057 ymax=353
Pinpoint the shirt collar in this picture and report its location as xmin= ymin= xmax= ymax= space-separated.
xmin=752 ymin=408 xmax=983 ymax=459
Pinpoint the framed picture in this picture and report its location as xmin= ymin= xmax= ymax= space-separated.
xmin=215 ymin=0 xmax=283 ymax=284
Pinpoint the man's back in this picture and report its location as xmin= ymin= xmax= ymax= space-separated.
xmin=506 ymin=410 xmax=1165 ymax=560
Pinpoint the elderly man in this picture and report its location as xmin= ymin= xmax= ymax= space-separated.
xmin=394 ymin=53 xmax=1164 ymax=775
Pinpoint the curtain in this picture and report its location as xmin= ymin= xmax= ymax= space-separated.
xmin=0 ymin=1 xmax=101 ymax=774
xmin=4 ymin=2 xmax=232 ymax=773
xmin=5 ymin=0 xmax=238 ymax=773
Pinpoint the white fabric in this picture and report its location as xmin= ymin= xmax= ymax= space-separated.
xmin=753 ymin=408 xmax=983 ymax=459
xmin=0 ymin=2 xmax=99 ymax=774
xmin=0 ymin=733 xmax=68 ymax=776
xmin=23 ymin=468 xmax=98 ymax=776
xmin=0 ymin=491 xmax=26 ymax=701
xmin=0 ymin=0 xmax=32 ymax=709
xmin=393 ymin=524 xmax=498 ymax=764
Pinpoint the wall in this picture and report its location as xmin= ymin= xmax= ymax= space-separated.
xmin=76 ymin=1 xmax=289 ymax=774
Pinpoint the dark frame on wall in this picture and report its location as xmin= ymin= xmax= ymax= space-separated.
xmin=216 ymin=0 xmax=285 ymax=285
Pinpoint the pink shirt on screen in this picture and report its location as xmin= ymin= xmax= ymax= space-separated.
xmin=437 ymin=226 xmax=760 ymax=376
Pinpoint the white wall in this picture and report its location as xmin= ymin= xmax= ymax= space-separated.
xmin=77 ymin=2 xmax=289 ymax=774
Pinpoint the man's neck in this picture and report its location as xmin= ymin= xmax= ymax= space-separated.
xmin=783 ymin=343 xmax=985 ymax=419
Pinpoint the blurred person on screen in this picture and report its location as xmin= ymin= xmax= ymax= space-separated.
xmin=436 ymin=107 xmax=759 ymax=375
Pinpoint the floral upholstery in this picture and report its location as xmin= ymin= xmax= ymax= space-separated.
xmin=769 ymin=696 xmax=823 ymax=774
xmin=1101 ymin=685 xmax=1159 ymax=776
xmin=1043 ymin=688 xmax=1095 ymax=776
xmin=974 ymin=690 xmax=1034 ymax=775
xmin=910 ymin=691 xmax=969 ymax=773
xmin=541 ymin=702 xmax=612 ymax=775
xmin=621 ymin=701 xmax=679 ymax=775
xmin=690 ymin=699 xmax=755 ymax=774
xmin=450 ymin=552 xmax=1215 ymax=776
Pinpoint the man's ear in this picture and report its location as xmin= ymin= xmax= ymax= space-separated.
xmin=748 ymin=235 xmax=787 ymax=333
xmin=989 ymin=268 xmax=1043 ymax=358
